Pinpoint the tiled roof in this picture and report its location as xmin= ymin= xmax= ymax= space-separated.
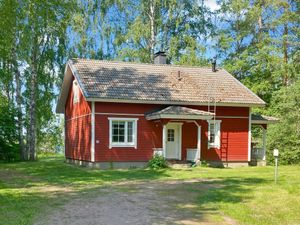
xmin=65 ymin=58 xmax=265 ymax=107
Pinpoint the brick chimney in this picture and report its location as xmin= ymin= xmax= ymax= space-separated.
xmin=154 ymin=51 xmax=167 ymax=64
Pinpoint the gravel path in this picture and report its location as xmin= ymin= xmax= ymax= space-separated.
xmin=35 ymin=179 xmax=237 ymax=225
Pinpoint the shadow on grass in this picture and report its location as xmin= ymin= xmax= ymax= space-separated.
xmin=0 ymin=156 xmax=271 ymax=225
xmin=0 ymin=156 xmax=172 ymax=188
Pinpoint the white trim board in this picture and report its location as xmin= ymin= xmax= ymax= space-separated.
xmin=95 ymin=112 xmax=144 ymax=116
xmin=86 ymin=97 xmax=265 ymax=108
xmin=66 ymin=113 xmax=91 ymax=121
xmin=248 ymin=108 xmax=252 ymax=161
xmin=91 ymin=102 xmax=95 ymax=162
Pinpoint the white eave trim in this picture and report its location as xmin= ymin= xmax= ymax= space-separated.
xmin=85 ymin=97 xmax=265 ymax=108
xmin=146 ymin=114 xmax=214 ymax=121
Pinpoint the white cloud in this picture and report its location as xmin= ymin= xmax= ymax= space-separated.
xmin=204 ymin=0 xmax=220 ymax=11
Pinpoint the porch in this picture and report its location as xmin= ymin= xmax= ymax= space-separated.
xmin=146 ymin=106 xmax=215 ymax=163
xmin=250 ymin=114 xmax=279 ymax=165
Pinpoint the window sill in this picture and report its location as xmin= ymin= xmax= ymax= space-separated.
xmin=110 ymin=144 xmax=136 ymax=149
xmin=208 ymin=145 xmax=220 ymax=149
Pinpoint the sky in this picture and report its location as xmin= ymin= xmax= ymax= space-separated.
xmin=204 ymin=0 xmax=220 ymax=11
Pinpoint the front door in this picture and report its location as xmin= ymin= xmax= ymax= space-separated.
xmin=165 ymin=123 xmax=181 ymax=159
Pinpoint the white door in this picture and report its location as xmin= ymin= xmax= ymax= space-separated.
xmin=165 ymin=123 xmax=181 ymax=159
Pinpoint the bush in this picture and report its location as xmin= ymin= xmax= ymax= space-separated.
xmin=148 ymin=154 xmax=168 ymax=169
xmin=0 ymin=141 xmax=19 ymax=162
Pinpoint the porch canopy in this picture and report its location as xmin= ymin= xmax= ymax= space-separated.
xmin=251 ymin=114 xmax=279 ymax=126
xmin=145 ymin=106 xmax=214 ymax=121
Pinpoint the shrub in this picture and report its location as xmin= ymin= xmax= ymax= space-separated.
xmin=148 ymin=154 xmax=168 ymax=169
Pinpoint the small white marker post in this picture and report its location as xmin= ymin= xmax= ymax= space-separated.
xmin=273 ymin=149 xmax=279 ymax=184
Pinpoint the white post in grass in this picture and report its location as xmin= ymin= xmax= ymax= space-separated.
xmin=273 ymin=149 xmax=279 ymax=184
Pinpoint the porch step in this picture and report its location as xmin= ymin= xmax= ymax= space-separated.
xmin=166 ymin=160 xmax=193 ymax=169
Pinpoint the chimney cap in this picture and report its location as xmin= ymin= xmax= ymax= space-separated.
xmin=154 ymin=51 xmax=166 ymax=56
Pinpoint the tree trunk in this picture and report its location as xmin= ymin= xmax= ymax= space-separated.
xmin=283 ymin=23 xmax=288 ymax=86
xmin=28 ymin=48 xmax=38 ymax=161
xmin=13 ymin=54 xmax=26 ymax=160
xmin=149 ymin=0 xmax=156 ymax=62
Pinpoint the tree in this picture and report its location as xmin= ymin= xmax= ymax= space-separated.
xmin=116 ymin=0 xmax=213 ymax=65
xmin=267 ymin=81 xmax=300 ymax=164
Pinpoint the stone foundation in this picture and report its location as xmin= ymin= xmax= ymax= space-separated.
xmin=207 ymin=161 xmax=250 ymax=168
xmin=66 ymin=158 xmax=147 ymax=169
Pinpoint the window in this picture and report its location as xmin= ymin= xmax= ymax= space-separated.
xmin=167 ymin=129 xmax=174 ymax=142
xmin=208 ymin=120 xmax=221 ymax=148
xmin=109 ymin=118 xmax=138 ymax=148
xmin=73 ymin=80 xmax=79 ymax=104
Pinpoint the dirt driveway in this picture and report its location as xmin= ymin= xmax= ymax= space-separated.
xmin=35 ymin=179 xmax=237 ymax=225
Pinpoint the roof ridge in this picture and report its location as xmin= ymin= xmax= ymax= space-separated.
xmin=69 ymin=58 xmax=222 ymax=70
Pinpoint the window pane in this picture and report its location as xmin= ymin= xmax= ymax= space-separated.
xmin=112 ymin=121 xmax=126 ymax=143
xmin=119 ymin=135 xmax=125 ymax=142
xmin=209 ymin=123 xmax=215 ymax=144
xmin=112 ymin=135 xmax=119 ymax=142
xmin=167 ymin=129 xmax=174 ymax=142
xmin=127 ymin=122 xmax=133 ymax=143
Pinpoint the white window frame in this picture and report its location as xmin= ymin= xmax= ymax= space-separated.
xmin=207 ymin=120 xmax=222 ymax=149
xmin=108 ymin=117 xmax=138 ymax=149
xmin=73 ymin=80 xmax=79 ymax=104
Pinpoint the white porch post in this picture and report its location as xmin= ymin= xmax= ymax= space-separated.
xmin=262 ymin=127 xmax=267 ymax=161
xmin=163 ymin=124 xmax=166 ymax=157
xmin=192 ymin=121 xmax=201 ymax=161
xmin=197 ymin=125 xmax=201 ymax=160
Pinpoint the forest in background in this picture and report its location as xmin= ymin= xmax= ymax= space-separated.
xmin=0 ymin=0 xmax=299 ymax=164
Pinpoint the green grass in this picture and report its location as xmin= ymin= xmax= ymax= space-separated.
xmin=0 ymin=155 xmax=299 ymax=225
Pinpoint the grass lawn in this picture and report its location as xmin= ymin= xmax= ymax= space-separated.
xmin=0 ymin=155 xmax=299 ymax=225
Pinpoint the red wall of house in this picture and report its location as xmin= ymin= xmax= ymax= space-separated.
xmin=94 ymin=103 xmax=164 ymax=162
xmin=92 ymin=102 xmax=250 ymax=162
xmin=65 ymin=76 xmax=91 ymax=161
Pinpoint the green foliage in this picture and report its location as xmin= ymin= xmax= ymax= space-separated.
xmin=267 ymin=81 xmax=300 ymax=164
xmin=148 ymin=154 xmax=168 ymax=169
xmin=0 ymin=94 xmax=19 ymax=161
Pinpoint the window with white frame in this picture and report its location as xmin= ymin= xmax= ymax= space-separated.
xmin=208 ymin=120 xmax=221 ymax=148
xmin=109 ymin=118 xmax=138 ymax=148
xmin=73 ymin=80 xmax=79 ymax=104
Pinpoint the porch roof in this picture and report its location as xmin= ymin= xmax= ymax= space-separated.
xmin=251 ymin=113 xmax=279 ymax=125
xmin=145 ymin=106 xmax=214 ymax=120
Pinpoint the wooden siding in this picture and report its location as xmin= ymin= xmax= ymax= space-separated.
xmin=94 ymin=103 xmax=163 ymax=162
xmin=92 ymin=102 xmax=250 ymax=162
xmin=65 ymin=76 xmax=91 ymax=161
xmin=64 ymin=85 xmax=250 ymax=162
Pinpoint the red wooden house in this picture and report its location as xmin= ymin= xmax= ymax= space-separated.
xmin=56 ymin=52 xmax=276 ymax=168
